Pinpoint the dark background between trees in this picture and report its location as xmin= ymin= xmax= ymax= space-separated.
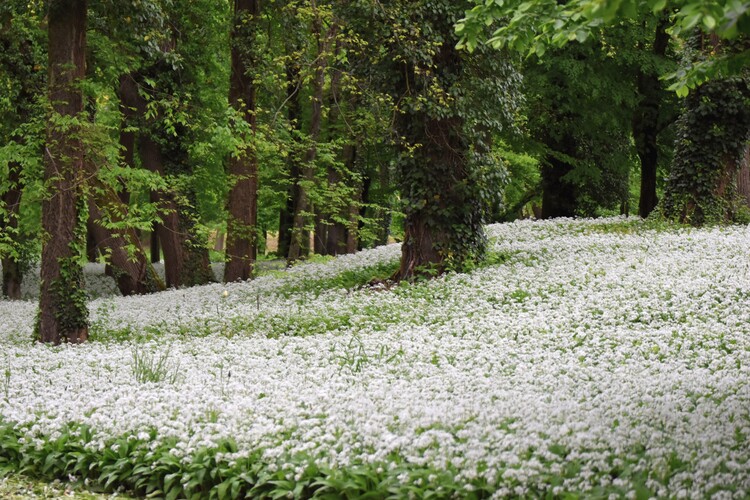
xmin=1 ymin=0 xmax=749 ymax=343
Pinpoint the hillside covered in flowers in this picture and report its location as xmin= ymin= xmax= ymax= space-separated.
xmin=1 ymin=217 xmax=749 ymax=498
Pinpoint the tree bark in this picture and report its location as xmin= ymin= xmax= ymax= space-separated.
xmin=737 ymin=145 xmax=750 ymax=206
xmin=541 ymin=136 xmax=578 ymax=219
xmin=633 ymin=16 xmax=670 ymax=218
xmin=324 ymin=146 xmax=356 ymax=256
xmin=374 ymin=160 xmax=391 ymax=246
xmin=396 ymin=115 xmax=466 ymax=279
xmin=150 ymin=225 xmax=160 ymax=263
xmin=224 ymin=0 xmax=260 ymax=282
xmin=139 ymin=135 xmax=213 ymax=288
xmin=38 ymin=0 xmax=88 ymax=344
xmin=120 ymin=73 xmax=213 ymax=287
xmin=277 ymin=60 xmax=302 ymax=259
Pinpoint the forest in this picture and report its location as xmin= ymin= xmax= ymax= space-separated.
xmin=1 ymin=0 xmax=750 ymax=498
xmin=1 ymin=0 xmax=748 ymax=339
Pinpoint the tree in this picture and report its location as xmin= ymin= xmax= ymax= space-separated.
xmin=224 ymin=0 xmax=260 ymax=282
xmin=661 ymin=34 xmax=750 ymax=224
xmin=38 ymin=0 xmax=89 ymax=344
xmin=0 ymin=3 xmax=45 ymax=299
xmin=112 ymin=0 xmax=225 ymax=288
xmin=632 ymin=14 xmax=673 ymax=217
xmin=522 ymin=37 xmax=637 ymax=218
xmin=352 ymin=0 xmax=520 ymax=279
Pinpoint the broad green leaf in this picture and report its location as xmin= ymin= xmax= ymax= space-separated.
xmin=650 ymin=0 xmax=667 ymax=12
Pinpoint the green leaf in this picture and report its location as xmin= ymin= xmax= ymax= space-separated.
xmin=650 ymin=0 xmax=667 ymax=12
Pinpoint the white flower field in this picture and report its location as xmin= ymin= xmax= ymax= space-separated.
xmin=1 ymin=217 xmax=749 ymax=498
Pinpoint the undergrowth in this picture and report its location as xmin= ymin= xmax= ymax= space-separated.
xmin=0 ymin=421 xmax=670 ymax=500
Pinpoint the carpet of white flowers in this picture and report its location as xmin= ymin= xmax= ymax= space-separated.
xmin=1 ymin=217 xmax=750 ymax=498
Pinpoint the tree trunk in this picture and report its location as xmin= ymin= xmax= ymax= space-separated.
xmin=288 ymin=3 xmax=329 ymax=264
xmin=38 ymin=0 xmax=88 ymax=344
xmin=86 ymin=187 xmax=165 ymax=295
xmin=662 ymin=35 xmax=750 ymax=225
xmin=633 ymin=17 xmax=670 ymax=218
xmin=541 ymin=137 xmax=578 ymax=219
xmin=120 ymin=73 xmax=213 ymax=287
xmin=150 ymin=224 xmax=160 ymax=263
xmin=374 ymin=160 xmax=391 ymax=246
xmin=117 ymin=74 xmax=136 ymax=206
xmin=737 ymin=145 xmax=750 ymax=206
xmin=214 ymin=231 xmax=225 ymax=252
xmin=277 ymin=60 xmax=302 ymax=259
xmin=395 ymin=114 xmax=469 ymax=279
xmin=139 ymin=136 xmax=213 ymax=287
xmin=314 ymin=211 xmax=327 ymax=255
xmin=1 ymin=163 xmax=23 ymax=300
xmin=224 ymin=0 xmax=260 ymax=282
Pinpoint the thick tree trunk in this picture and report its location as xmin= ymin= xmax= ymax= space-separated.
xmin=224 ymin=0 xmax=260 ymax=282
xmin=633 ymin=17 xmax=669 ymax=218
xmin=662 ymin=35 xmax=750 ymax=225
xmin=541 ymin=138 xmax=578 ymax=219
xmin=396 ymin=116 xmax=467 ymax=279
xmin=1 ymin=164 xmax=23 ymax=300
xmin=38 ymin=0 xmax=88 ymax=344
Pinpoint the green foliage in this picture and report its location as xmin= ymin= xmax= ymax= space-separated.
xmin=131 ymin=346 xmax=181 ymax=384
xmin=0 ymin=419 xmax=704 ymax=499
xmin=457 ymin=0 xmax=750 ymax=94
xmin=494 ymin=142 xmax=540 ymax=220
xmin=0 ymin=3 xmax=46 ymax=273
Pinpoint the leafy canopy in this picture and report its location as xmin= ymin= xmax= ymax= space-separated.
xmin=456 ymin=0 xmax=750 ymax=95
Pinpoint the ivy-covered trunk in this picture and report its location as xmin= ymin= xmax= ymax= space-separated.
xmin=380 ymin=1 xmax=514 ymax=280
xmin=395 ymin=111 xmax=480 ymax=279
xmin=224 ymin=0 xmax=260 ymax=283
xmin=633 ymin=17 xmax=670 ymax=218
xmin=1 ymin=163 xmax=23 ymax=299
xmin=662 ymin=36 xmax=750 ymax=225
xmin=38 ymin=0 xmax=88 ymax=344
